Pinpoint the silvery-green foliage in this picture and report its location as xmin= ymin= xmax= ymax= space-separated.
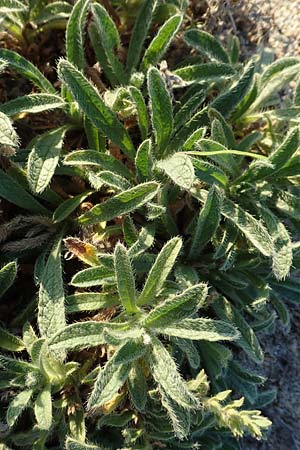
xmin=0 ymin=1 xmax=300 ymax=449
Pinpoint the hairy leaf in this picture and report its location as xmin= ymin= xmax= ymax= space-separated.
xmin=66 ymin=0 xmax=90 ymax=69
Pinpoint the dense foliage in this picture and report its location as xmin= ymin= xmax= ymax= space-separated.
xmin=1 ymin=1 xmax=300 ymax=449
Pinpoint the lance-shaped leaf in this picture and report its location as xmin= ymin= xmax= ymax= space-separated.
xmin=78 ymin=182 xmax=159 ymax=226
xmin=87 ymin=345 xmax=132 ymax=410
xmin=7 ymin=389 xmax=33 ymax=428
xmin=135 ymin=139 xmax=152 ymax=182
xmin=0 ymin=49 xmax=56 ymax=94
xmin=210 ymin=59 xmax=256 ymax=118
xmin=156 ymin=153 xmax=194 ymax=189
xmin=94 ymin=171 xmax=132 ymax=192
xmin=184 ymin=29 xmax=230 ymax=63
xmin=213 ymin=297 xmax=263 ymax=363
xmin=174 ymin=338 xmax=200 ymax=369
xmin=66 ymin=292 xmax=119 ymax=313
xmin=0 ymin=169 xmax=49 ymax=214
xmin=27 ymin=126 xmax=67 ymax=194
xmin=34 ymin=1 xmax=73 ymax=25
xmin=148 ymin=67 xmax=173 ymax=156
xmin=174 ymin=63 xmax=234 ymax=83
xmin=53 ymin=191 xmax=92 ymax=223
xmin=58 ymin=60 xmax=135 ymax=158
xmin=113 ymin=340 xmax=146 ymax=365
xmin=141 ymin=14 xmax=183 ymax=70
xmin=148 ymin=336 xmax=199 ymax=409
xmin=70 ymin=265 xmax=115 ymax=287
xmin=64 ymin=150 xmax=134 ymax=180
xmin=91 ymin=3 xmax=125 ymax=84
xmin=0 ymin=327 xmax=24 ymax=352
xmin=127 ymin=362 xmax=147 ymax=411
xmin=114 ymin=243 xmax=139 ymax=314
xmin=0 ymin=111 xmax=19 ymax=153
xmin=129 ymin=86 xmax=148 ymax=140
xmin=191 ymin=188 xmax=273 ymax=257
xmin=0 ymin=355 xmax=34 ymax=373
xmin=161 ymin=391 xmax=191 ymax=439
xmin=38 ymin=236 xmax=66 ymax=340
xmin=34 ymin=385 xmax=52 ymax=430
xmin=49 ymin=322 xmax=130 ymax=351
xmin=66 ymin=438 xmax=103 ymax=450
xmin=137 ymin=237 xmax=182 ymax=306
xmin=0 ymin=261 xmax=17 ymax=298
xmin=66 ymin=0 xmax=90 ymax=69
xmin=189 ymin=185 xmax=222 ymax=259
xmin=0 ymin=94 xmax=65 ymax=117
xmin=144 ymin=283 xmax=207 ymax=328
xmin=0 ymin=0 xmax=27 ymax=13
xmin=126 ymin=0 xmax=155 ymax=75
xmin=128 ymin=225 xmax=155 ymax=258
xmin=157 ymin=318 xmax=239 ymax=341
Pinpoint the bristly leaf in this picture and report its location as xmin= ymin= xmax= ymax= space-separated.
xmin=184 ymin=29 xmax=230 ymax=63
xmin=189 ymin=185 xmax=222 ymax=259
xmin=141 ymin=14 xmax=183 ymax=71
xmin=27 ymin=126 xmax=67 ymax=194
xmin=7 ymin=390 xmax=33 ymax=428
xmin=0 ymin=49 xmax=56 ymax=94
xmin=70 ymin=265 xmax=114 ymax=288
xmin=0 ymin=327 xmax=24 ymax=352
xmin=127 ymin=362 xmax=147 ymax=411
xmin=58 ymin=59 xmax=135 ymax=158
xmin=114 ymin=243 xmax=139 ymax=314
xmin=38 ymin=235 xmax=66 ymax=342
xmin=161 ymin=391 xmax=191 ymax=439
xmin=52 ymin=191 xmax=92 ymax=223
xmin=135 ymin=139 xmax=152 ymax=182
xmin=34 ymin=385 xmax=52 ymax=430
xmin=0 ymin=261 xmax=17 ymax=298
xmin=144 ymin=283 xmax=208 ymax=328
xmin=148 ymin=67 xmax=173 ymax=156
xmin=0 ymin=94 xmax=65 ymax=117
xmin=78 ymin=182 xmax=159 ymax=226
xmin=0 ymin=0 xmax=27 ymax=12
xmin=129 ymin=86 xmax=148 ymax=140
xmin=66 ymin=0 xmax=90 ymax=70
xmin=149 ymin=335 xmax=199 ymax=409
xmin=138 ymin=237 xmax=182 ymax=306
xmin=174 ymin=63 xmax=235 ymax=83
xmin=66 ymin=292 xmax=119 ymax=314
xmin=0 ymin=111 xmax=19 ymax=153
xmin=126 ymin=0 xmax=156 ymax=75
xmin=65 ymin=437 xmax=103 ymax=450
xmin=156 ymin=153 xmax=195 ymax=189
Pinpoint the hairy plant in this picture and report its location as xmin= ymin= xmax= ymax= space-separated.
xmin=0 ymin=1 xmax=300 ymax=449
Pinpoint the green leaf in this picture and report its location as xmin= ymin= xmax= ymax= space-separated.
xmin=174 ymin=338 xmax=200 ymax=369
xmin=210 ymin=59 xmax=256 ymax=118
xmin=161 ymin=391 xmax=191 ymax=439
xmin=64 ymin=150 xmax=134 ymax=180
xmin=126 ymin=0 xmax=155 ymax=75
xmin=158 ymin=317 xmax=239 ymax=341
xmin=38 ymin=236 xmax=66 ymax=341
xmin=148 ymin=336 xmax=199 ymax=409
xmin=114 ymin=243 xmax=139 ymax=314
xmin=0 ymin=111 xmax=19 ymax=152
xmin=66 ymin=0 xmax=90 ymax=70
xmin=0 ymin=169 xmax=49 ymax=214
xmin=128 ymin=225 xmax=155 ymax=258
xmin=52 ymin=191 xmax=92 ymax=223
xmin=58 ymin=59 xmax=135 ymax=158
xmin=156 ymin=153 xmax=194 ymax=189
xmin=141 ymin=14 xmax=183 ymax=71
xmin=135 ymin=139 xmax=152 ymax=182
xmin=87 ymin=346 xmax=132 ymax=410
xmin=174 ymin=89 xmax=206 ymax=131
xmin=144 ymin=283 xmax=207 ymax=328
xmin=49 ymin=321 xmax=129 ymax=351
xmin=148 ymin=67 xmax=173 ymax=156
xmin=174 ymin=63 xmax=234 ymax=83
xmin=65 ymin=438 xmax=103 ymax=450
xmin=27 ymin=126 xmax=67 ymax=194
xmin=213 ymin=297 xmax=263 ymax=363
xmin=189 ymin=185 xmax=222 ymax=259
xmin=91 ymin=3 xmax=125 ymax=83
xmin=138 ymin=237 xmax=182 ymax=306
xmin=192 ymin=158 xmax=228 ymax=188
xmin=34 ymin=1 xmax=72 ymax=25
xmin=93 ymin=171 xmax=132 ymax=192
xmin=66 ymin=292 xmax=119 ymax=313
xmin=113 ymin=340 xmax=146 ymax=365
xmin=0 ymin=261 xmax=17 ymax=298
xmin=0 ymin=327 xmax=24 ymax=352
xmin=184 ymin=29 xmax=230 ymax=63
xmin=129 ymin=86 xmax=148 ymax=140
xmin=78 ymin=182 xmax=159 ymax=226
xmin=0 ymin=94 xmax=65 ymax=117
xmin=34 ymin=385 xmax=52 ymax=430
xmin=7 ymin=390 xmax=33 ymax=428
xmin=127 ymin=362 xmax=147 ymax=411
xmin=70 ymin=265 xmax=114 ymax=288
xmin=0 ymin=0 xmax=27 ymax=13
xmin=0 ymin=49 xmax=56 ymax=94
